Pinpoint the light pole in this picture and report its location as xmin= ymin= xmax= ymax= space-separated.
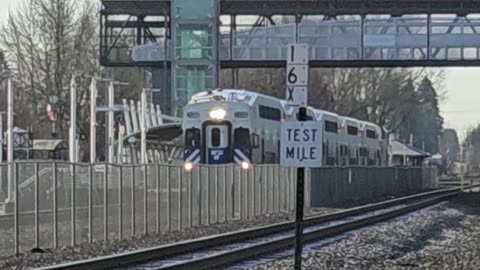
xmin=69 ymin=77 xmax=77 ymax=162
xmin=90 ymin=79 xmax=97 ymax=163
xmin=6 ymin=76 xmax=13 ymax=202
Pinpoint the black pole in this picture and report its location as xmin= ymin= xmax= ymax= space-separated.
xmin=294 ymin=106 xmax=307 ymax=270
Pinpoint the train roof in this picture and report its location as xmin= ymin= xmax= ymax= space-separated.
xmin=189 ymin=89 xmax=283 ymax=107
xmin=188 ymin=89 xmax=382 ymax=130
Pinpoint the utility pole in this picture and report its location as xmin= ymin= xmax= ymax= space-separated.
xmin=90 ymin=79 xmax=97 ymax=163
xmin=107 ymin=81 xmax=115 ymax=163
xmin=69 ymin=77 xmax=77 ymax=163
xmin=6 ymin=76 xmax=13 ymax=202
xmin=140 ymin=88 xmax=147 ymax=164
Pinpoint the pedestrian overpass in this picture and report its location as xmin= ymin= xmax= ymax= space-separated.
xmin=100 ymin=0 xmax=480 ymax=116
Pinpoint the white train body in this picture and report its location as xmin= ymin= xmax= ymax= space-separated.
xmin=182 ymin=89 xmax=387 ymax=168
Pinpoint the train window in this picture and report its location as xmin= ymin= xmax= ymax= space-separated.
xmin=325 ymin=121 xmax=338 ymax=133
xmin=296 ymin=113 xmax=314 ymax=120
xmin=234 ymin=128 xmax=250 ymax=147
xmin=211 ymin=128 xmax=221 ymax=147
xmin=259 ymin=105 xmax=281 ymax=121
xmin=366 ymin=129 xmax=378 ymax=139
xmin=347 ymin=126 xmax=358 ymax=135
xmin=185 ymin=129 xmax=200 ymax=146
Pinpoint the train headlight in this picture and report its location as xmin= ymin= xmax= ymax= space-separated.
xmin=241 ymin=161 xmax=250 ymax=170
xmin=184 ymin=162 xmax=194 ymax=172
xmin=209 ymin=109 xmax=226 ymax=121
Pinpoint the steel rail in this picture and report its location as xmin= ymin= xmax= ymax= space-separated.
xmin=39 ymin=185 xmax=476 ymax=270
xmin=158 ymin=191 xmax=458 ymax=270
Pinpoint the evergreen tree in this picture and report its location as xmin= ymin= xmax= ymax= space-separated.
xmin=410 ymin=77 xmax=444 ymax=153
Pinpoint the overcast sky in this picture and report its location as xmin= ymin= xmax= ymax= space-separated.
xmin=1 ymin=0 xmax=479 ymax=142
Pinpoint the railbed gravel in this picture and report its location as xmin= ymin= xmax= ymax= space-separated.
xmin=252 ymin=192 xmax=480 ymax=270
xmin=0 ymin=213 xmax=295 ymax=270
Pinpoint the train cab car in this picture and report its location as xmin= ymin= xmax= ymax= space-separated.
xmin=181 ymin=89 xmax=389 ymax=171
xmin=361 ymin=122 xmax=385 ymax=166
xmin=183 ymin=90 xmax=253 ymax=170
xmin=341 ymin=117 xmax=363 ymax=166
xmin=313 ymin=110 xmax=341 ymax=166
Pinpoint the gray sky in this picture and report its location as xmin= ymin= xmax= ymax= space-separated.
xmin=1 ymin=0 xmax=479 ymax=142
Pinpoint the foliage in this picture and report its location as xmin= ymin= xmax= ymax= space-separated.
xmin=0 ymin=0 xmax=100 ymax=140
xmin=440 ymin=129 xmax=460 ymax=163
xmin=463 ymin=125 xmax=480 ymax=170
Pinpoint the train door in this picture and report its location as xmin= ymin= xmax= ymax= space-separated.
xmin=205 ymin=125 xmax=230 ymax=164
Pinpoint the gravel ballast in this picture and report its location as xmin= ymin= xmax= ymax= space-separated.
xmin=252 ymin=192 xmax=480 ymax=270
xmin=0 ymin=213 xmax=295 ymax=270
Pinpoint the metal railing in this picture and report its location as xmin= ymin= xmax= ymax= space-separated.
xmin=0 ymin=162 xmax=297 ymax=256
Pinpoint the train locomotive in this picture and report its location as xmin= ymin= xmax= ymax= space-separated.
xmin=182 ymin=89 xmax=388 ymax=171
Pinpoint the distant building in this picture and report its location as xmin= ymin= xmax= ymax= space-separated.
xmin=390 ymin=140 xmax=431 ymax=166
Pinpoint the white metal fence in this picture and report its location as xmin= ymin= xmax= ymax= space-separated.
xmin=0 ymin=162 xmax=298 ymax=256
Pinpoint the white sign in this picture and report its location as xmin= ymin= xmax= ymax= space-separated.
xmin=286 ymin=86 xmax=307 ymax=106
xmin=280 ymin=121 xmax=323 ymax=168
xmin=286 ymin=44 xmax=309 ymax=106
xmin=286 ymin=65 xmax=308 ymax=86
xmin=287 ymin=43 xmax=309 ymax=65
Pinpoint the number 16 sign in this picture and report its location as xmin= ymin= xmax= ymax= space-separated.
xmin=286 ymin=44 xmax=309 ymax=107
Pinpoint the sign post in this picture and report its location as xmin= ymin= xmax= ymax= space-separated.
xmin=283 ymin=44 xmax=317 ymax=270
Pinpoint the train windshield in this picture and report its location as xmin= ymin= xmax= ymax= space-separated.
xmin=234 ymin=128 xmax=250 ymax=147
xmin=185 ymin=128 xmax=201 ymax=146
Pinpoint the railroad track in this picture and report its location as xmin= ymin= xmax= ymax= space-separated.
xmin=40 ymin=186 xmax=477 ymax=270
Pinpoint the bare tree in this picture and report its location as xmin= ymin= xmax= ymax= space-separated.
xmin=0 ymin=0 xmax=100 ymax=139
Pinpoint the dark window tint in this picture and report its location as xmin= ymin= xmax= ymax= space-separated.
xmin=211 ymin=128 xmax=220 ymax=147
xmin=325 ymin=121 xmax=338 ymax=133
xmin=296 ymin=113 xmax=314 ymax=120
xmin=347 ymin=126 xmax=358 ymax=135
xmin=234 ymin=128 xmax=250 ymax=147
xmin=366 ymin=129 xmax=378 ymax=139
xmin=185 ymin=129 xmax=200 ymax=146
xmin=259 ymin=105 xmax=281 ymax=121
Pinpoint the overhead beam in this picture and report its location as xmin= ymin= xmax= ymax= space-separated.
xmin=220 ymin=59 xmax=480 ymax=68
xmin=221 ymin=0 xmax=480 ymax=16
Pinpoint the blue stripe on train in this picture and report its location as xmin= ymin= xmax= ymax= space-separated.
xmin=208 ymin=148 xmax=230 ymax=164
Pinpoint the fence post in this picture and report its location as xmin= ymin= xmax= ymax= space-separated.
xmin=119 ymin=165 xmax=123 ymax=240
xmin=215 ymin=166 xmax=219 ymax=223
xmin=14 ymin=163 xmax=19 ymax=255
xmin=156 ymin=164 xmax=161 ymax=234
xmin=198 ymin=166 xmax=202 ymax=226
xmin=104 ymin=164 xmax=108 ymax=241
xmin=178 ymin=167 xmax=182 ymax=230
xmin=71 ymin=163 xmax=76 ymax=246
xmin=188 ymin=167 xmax=193 ymax=228
xmin=143 ymin=164 xmax=148 ymax=235
xmin=206 ymin=167 xmax=210 ymax=225
xmin=252 ymin=166 xmax=257 ymax=216
xmin=88 ymin=164 xmax=93 ymax=243
xmin=239 ymin=167 xmax=243 ymax=219
xmin=52 ymin=162 xmax=58 ymax=248
xmin=231 ymin=165 xmax=235 ymax=220
xmin=131 ymin=166 xmax=136 ymax=237
xmin=167 ymin=165 xmax=171 ymax=231
xmin=34 ymin=162 xmax=40 ymax=250
xmin=223 ymin=166 xmax=227 ymax=222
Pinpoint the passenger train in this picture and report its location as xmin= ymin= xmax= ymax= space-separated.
xmin=182 ymin=89 xmax=388 ymax=171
